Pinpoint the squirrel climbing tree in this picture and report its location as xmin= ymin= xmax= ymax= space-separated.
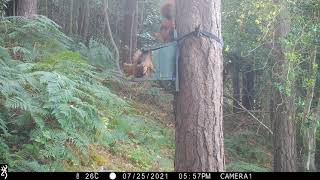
xmin=123 ymin=0 xmax=175 ymax=78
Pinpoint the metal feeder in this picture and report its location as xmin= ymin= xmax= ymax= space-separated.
xmin=136 ymin=31 xmax=179 ymax=92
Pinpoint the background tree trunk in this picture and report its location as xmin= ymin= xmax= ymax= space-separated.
xmin=103 ymin=0 xmax=121 ymax=74
xmin=4 ymin=0 xmax=14 ymax=16
xmin=16 ymin=0 xmax=37 ymax=17
xmin=120 ymin=0 xmax=138 ymax=63
xmin=45 ymin=0 xmax=48 ymax=17
xmin=77 ymin=0 xmax=90 ymax=44
xmin=272 ymin=0 xmax=297 ymax=172
xmin=68 ymin=0 xmax=74 ymax=35
xmin=175 ymin=0 xmax=225 ymax=172
xmin=242 ymin=65 xmax=254 ymax=110
xmin=301 ymin=47 xmax=318 ymax=172
xmin=232 ymin=58 xmax=241 ymax=113
xmin=82 ymin=0 xmax=90 ymax=44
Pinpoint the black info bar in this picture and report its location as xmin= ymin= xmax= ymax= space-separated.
xmin=1 ymin=172 xmax=320 ymax=180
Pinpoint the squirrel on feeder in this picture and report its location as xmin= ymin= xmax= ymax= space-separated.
xmin=123 ymin=0 xmax=175 ymax=78
xmin=123 ymin=50 xmax=155 ymax=78
xmin=154 ymin=0 xmax=175 ymax=43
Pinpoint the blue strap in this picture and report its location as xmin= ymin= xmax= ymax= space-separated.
xmin=199 ymin=31 xmax=224 ymax=47
xmin=142 ymin=28 xmax=224 ymax=52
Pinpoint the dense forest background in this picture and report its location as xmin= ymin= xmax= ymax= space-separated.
xmin=0 ymin=0 xmax=319 ymax=172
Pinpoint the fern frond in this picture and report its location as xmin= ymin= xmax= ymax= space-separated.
xmin=0 ymin=114 xmax=8 ymax=134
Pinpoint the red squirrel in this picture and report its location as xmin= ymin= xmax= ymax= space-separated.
xmin=123 ymin=1 xmax=175 ymax=77
xmin=123 ymin=50 xmax=155 ymax=78
xmin=154 ymin=0 xmax=175 ymax=43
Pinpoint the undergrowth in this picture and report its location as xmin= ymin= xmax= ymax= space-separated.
xmin=0 ymin=15 xmax=175 ymax=172
xmin=225 ymin=132 xmax=272 ymax=172
xmin=107 ymin=115 xmax=174 ymax=171
xmin=0 ymin=15 xmax=129 ymax=171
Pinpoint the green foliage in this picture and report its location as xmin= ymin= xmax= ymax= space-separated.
xmin=223 ymin=1 xmax=320 ymax=158
xmin=223 ymin=0 xmax=278 ymax=55
xmin=0 ymin=15 xmax=74 ymax=62
xmin=137 ymin=0 xmax=163 ymax=47
xmin=225 ymin=133 xmax=272 ymax=172
xmin=222 ymin=0 xmax=280 ymax=110
xmin=227 ymin=161 xmax=269 ymax=172
xmin=0 ymin=16 xmax=129 ymax=171
xmin=0 ymin=0 xmax=8 ymax=17
xmin=107 ymin=115 xmax=174 ymax=171
xmin=80 ymin=39 xmax=116 ymax=69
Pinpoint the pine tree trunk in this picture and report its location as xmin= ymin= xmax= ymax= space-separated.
xmin=273 ymin=91 xmax=297 ymax=171
xmin=175 ymin=0 xmax=225 ymax=172
xmin=272 ymin=0 xmax=297 ymax=172
xmin=16 ymin=0 xmax=37 ymax=17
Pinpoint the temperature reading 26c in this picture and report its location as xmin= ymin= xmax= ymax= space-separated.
xmin=179 ymin=173 xmax=211 ymax=180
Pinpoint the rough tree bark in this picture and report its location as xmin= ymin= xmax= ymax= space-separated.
xmin=175 ymin=0 xmax=225 ymax=172
xmin=272 ymin=0 xmax=297 ymax=172
xmin=16 ymin=0 xmax=37 ymax=17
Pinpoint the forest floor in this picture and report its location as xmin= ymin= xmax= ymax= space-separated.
xmin=66 ymin=81 xmax=273 ymax=172
xmin=63 ymin=82 xmax=176 ymax=172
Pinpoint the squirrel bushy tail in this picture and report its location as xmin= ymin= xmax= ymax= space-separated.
xmin=155 ymin=0 xmax=175 ymax=43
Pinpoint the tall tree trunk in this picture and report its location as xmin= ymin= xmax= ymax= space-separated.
xmin=72 ymin=1 xmax=79 ymax=36
xmin=13 ymin=0 xmax=16 ymax=16
xmin=45 ymin=0 xmax=48 ymax=17
xmin=232 ymin=58 xmax=241 ymax=113
xmin=16 ymin=0 xmax=37 ymax=17
xmin=77 ymin=0 xmax=90 ymax=44
xmin=61 ymin=0 xmax=67 ymax=31
xmin=138 ymin=0 xmax=145 ymax=30
xmin=68 ymin=0 xmax=74 ymax=35
xmin=4 ymin=0 xmax=14 ymax=16
xmin=120 ymin=0 xmax=138 ymax=63
xmin=242 ymin=65 xmax=254 ymax=110
xmin=47 ymin=0 xmax=53 ymax=20
xmin=272 ymin=0 xmax=297 ymax=172
xmin=301 ymin=47 xmax=318 ymax=172
xmin=82 ymin=0 xmax=90 ymax=44
xmin=314 ymin=50 xmax=320 ymax=171
xmin=273 ymin=91 xmax=297 ymax=172
xmin=95 ymin=2 xmax=105 ymax=40
xmin=175 ymin=0 xmax=225 ymax=172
